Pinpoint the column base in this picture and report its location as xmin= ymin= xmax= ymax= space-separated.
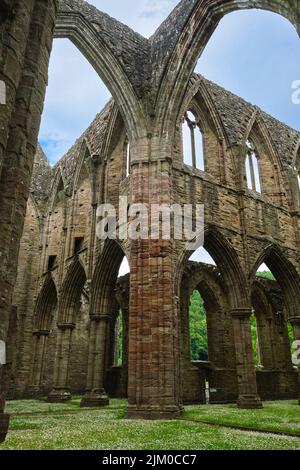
xmin=237 ymin=394 xmax=263 ymax=409
xmin=0 ymin=413 xmax=9 ymax=443
xmin=125 ymin=404 xmax=183 ymax=420
xmin=47 ymin=388 xmax=72 ymax=403
xmin=80 ymin=389 xmax=109 ymax=408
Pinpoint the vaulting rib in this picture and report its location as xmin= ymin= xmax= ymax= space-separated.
xmin=150 ymin=0 xmax=300 ymax=99
xmin=57 ymin=0 xmax=150 ymax=99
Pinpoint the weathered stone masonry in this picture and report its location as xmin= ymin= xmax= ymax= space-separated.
xmin=1 ymin=0 xmax=300 ymax=441
xmin=11 ymin=75 xmax=300 ymax=410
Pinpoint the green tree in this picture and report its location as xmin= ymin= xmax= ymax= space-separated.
xmin=256 ymin=271 xmax=275 ymax=281
xmin=189 ymin=290 xmax=208 ymax=361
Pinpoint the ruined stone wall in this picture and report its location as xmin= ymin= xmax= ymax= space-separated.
xmin=1 ymin=1 xmax=300 ymax=432
xmin=12 ymin=75 xmax=300 ymax=404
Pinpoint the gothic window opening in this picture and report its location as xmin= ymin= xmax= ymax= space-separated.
xmin=245 ymin=140 xmax=261 ymax=193
xmin=189 ymin=290 xmax=208 ymax=362
xmin=183 ymin=111 xmax=205 ymax=171
xmin=74 ymin=237 xmax=84 ymax=254
xmin=47 ymin=255 xmax=57 ymax=271
xmin=250 ymin=312 xmax=260 ymax=367
xmin=113 ymin=312 xmax=124 ymax=367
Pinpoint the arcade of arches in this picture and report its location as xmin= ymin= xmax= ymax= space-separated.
xmin=1 ymin=0 xmax=300 ymax=442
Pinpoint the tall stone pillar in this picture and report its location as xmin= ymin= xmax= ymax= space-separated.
xmin=80 ymin=314 xmax=109 ymax=407
xmin=231 ymin=308 xmax=262 ymax=408
xmin=0 ymin=0 xmax=58 ymax=442
xmin=0 ymin=367 xmax=9 ymax=443
xmin=27 ymin=330 xmax=49 ymax=396
xmin=290 ymin=317 xmax=300 ymax=404
xmin=48 ymin=323 xmax=74 ymax=402
xmin=125 ymin=140 xmax=182 ymax=420
xmin=122 ymin=307 xmax=129 ymax=386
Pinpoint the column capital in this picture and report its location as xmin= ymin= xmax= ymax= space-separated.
xmin=57 ymin=323 xmax=75 ymax=331
xmin=89 ymin=314 xmax=110 ymax=323
xmin=289 ymin=317 xmax=300 ymax=327
xmin=231 ymin=308 xmax=252 ymax=319
xmin=33 ymin=329 xmax=50 ymax=337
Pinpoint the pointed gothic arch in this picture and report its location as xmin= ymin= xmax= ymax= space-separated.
xmin=244 ymin=117 xmax=287 ymax=202
xmin=58 ymin=258 xmax=87 ymax=324
xmin=55 ymin=1 xmax=147 ymax=139
xmin=155 ymin=1 xmax=300 ymax=140
xmin=34 ymin=276 xmax=58 ymax=331
xmin=251 ymin=244 xmax=300 ymax=321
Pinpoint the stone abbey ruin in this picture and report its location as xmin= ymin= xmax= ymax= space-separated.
xmin=1 ymin=0 xmax=300 ymax=443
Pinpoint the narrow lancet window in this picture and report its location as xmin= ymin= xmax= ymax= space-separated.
xmin=245 ymin=140 xmax=261 ymax=193
xmin=183 ymin=111 xmax=205 ymax=171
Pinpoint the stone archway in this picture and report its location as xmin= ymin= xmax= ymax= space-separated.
xmin=28 ymin=277 xmax=58 ymax=397
xmin=48 ymin=259 xmax=87 ymax=402
xmin=154 ymin=0 xmax=300 ymax=138
xmin=55 ymin=0 xmax=147 ymax=139
xmin=81 ymin=239 xmax=126 ymax=408
xmin=251 ymin=245 xmax=300 ymax=402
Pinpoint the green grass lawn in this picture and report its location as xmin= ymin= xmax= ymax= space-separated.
xmin=183 ymin=400 xmax=300 ymax=436
xmin=1 ymin=398 xmax=300 ymax=450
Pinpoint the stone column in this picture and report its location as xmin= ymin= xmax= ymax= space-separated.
xmin=122 ymin=308 xmax=129 ymax=383
xmin=27 ymin=330 xmax=50 ymax=396
xmin=290 ymin=317 xmax=300 ymax=404
xmin=0 ymin=367 xmax=9 ymax=443
xmin=231 ymin=308 xmax=262 ymax=408
xmin=125 ymin=149 xmax=182 ymax=420
xmin=48 ymin=323 xmax=74 ymax=402
xmin=113 ymin=318 xmax=119 ymax=367
xmin=0 ymin=0 xmax=58 ymax=442
xmin=80 ymin=314 xmax=109 ymax=407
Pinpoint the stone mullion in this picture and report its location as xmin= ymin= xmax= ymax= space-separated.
xmin=290 ymin=318 xmax=300 ymax=404
xmin=231 ymin=309 xmax=262 ymax=408
xmin=80 ymin=315 xmax=109 ymax=407
xmin=48 ymin=323 xmax=74 ymax=402
xmin=189 ymin=124 xmax=196 ymax=169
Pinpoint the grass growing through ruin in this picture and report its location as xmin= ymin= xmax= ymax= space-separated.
xmin=1 ymin=398 xmax=300 ymax=450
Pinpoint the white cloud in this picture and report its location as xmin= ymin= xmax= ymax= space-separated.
xmin=39 ymin=38 xmax=111 ymax=163
xmin=118 ymin=257 xmax=130 ymax=277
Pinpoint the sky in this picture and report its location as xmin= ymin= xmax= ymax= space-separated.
xmin=38 ymin=0 xmax=300 ymax=272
